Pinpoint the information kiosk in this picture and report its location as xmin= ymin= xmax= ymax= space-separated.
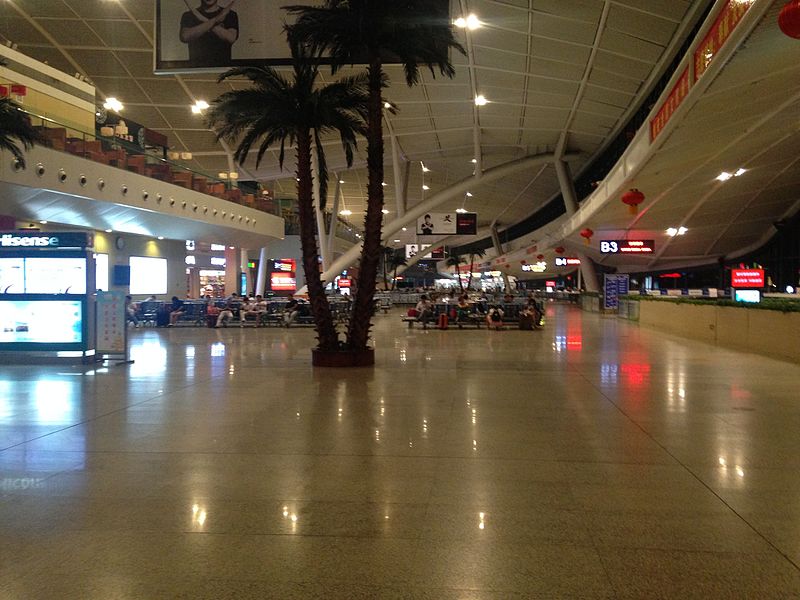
xmin=0 ymin=231 xmax=96 ymax=361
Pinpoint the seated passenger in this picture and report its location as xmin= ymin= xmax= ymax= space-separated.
xmin=125 ymin=295 xmax=139 ymax=327
xmin=456 ymin=295 xmax=471 ymax=323
xmin=486 ymin=305 xmax=504 ymax=330
xmin=284 ymin=294 xmax=300 ymax=327
xmin=216 ymin=297 xmax=236 ymax=328
xmin=168 ymin=296 xmax=185 ymax=326
xmin=415 ymin=294 xmax=433 ymax=325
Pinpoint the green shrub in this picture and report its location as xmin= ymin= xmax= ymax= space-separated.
xmin=620 ymin=294 xmax=800 ymax=313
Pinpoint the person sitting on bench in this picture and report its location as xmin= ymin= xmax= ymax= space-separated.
xmin=415 ymin=295 xmax=433 ymax=326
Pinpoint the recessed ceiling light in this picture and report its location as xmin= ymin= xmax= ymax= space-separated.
xmin=381 ymin=182 xmax=387 ymax=186
xmin=383 ymin=102 xmax=391 ymax=109
xmin=381 ymin=209 xmax=389 ymax=214
xmin=734 ymin=168 xmax=747 ymax=177
xmin=466 ymin=192 xmax=473 ymax=197
xmin=421 ymin=162 xmax=430 ymax=173
xmin=471 ymin=158 xmax=477 ymax=164
xmin=103 ymin=97 xmax=123 ymax=112
xmin=339 ymin=209 xmax=352 ymax=216
xmin=39 ymin=220 xmax=48 ymax=224
xmin=456 ymin=208 xmax=468 ymax=213
xmin=666 ymin=226 xmax=688 ymax=237
xmin=422 ymin=185 xmax=430 ymax=190
xmin=339 ymin=179 xmax=345 ymax=184
xmin=393 ymin=239 xmax=401 ymax=243
xmin=157 ymin=236 xmax=164 ymax=240
xmin=105 ymin=229 xmax=112 ymax=233
xmin=191 ymin=100 xmax=209 ymax=114
xmin=474 ymin=95 xmax=487 ymax=106
xmin=454 ymin=14 xmax=481 ymax=30
xmin=716 ymin=171 xmax=732 ymax=182
xmin=402 ymin=227 xmax=407 ymax=231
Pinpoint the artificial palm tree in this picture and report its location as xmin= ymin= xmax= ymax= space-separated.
xmin=287 ymin=0 xmax=465 ymax=354
xmin=207 ymin=38 xmax=368 ymax=353
xmin=0 ymin=96 xmax=39 ymax=169
xmin=446 ymin=252 xmax=466 ymax=293
xmin=465 ymin=247 xmax=486 ymax=291
xmin=389 ymin=253 xmax=407 ymax=291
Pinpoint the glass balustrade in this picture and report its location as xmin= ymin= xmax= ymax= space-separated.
xmin=20 ymin=109 xmax=280 ymax=217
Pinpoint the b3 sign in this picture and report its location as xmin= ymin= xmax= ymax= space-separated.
xmin=600 ymin=240 xmax=655 ymax=254
xmin=731 ymin=269 xmax=764 ymax=288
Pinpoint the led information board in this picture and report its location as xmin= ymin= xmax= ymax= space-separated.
xmin=600 ymin=240 xmax=655 ymax=254
xmin=554 ymin=257 xmax=581 ymax=266
xmin=731 ymin=269 xmax=764 ymax=288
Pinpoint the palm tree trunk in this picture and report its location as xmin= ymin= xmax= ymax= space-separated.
xmin=466 ymin=253 xmax=474 ymax=290
xmin=346 ymin=52 xmax=385 ymax=352
xmin=456 ymin=263 xmax=463 ymax=292
xmin=296 ymin=131 xmax=339 ymax=351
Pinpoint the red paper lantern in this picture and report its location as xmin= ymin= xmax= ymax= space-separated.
xmin=555 ymin=246 xmax=565 ymax=254
xmin=621 ymin=188 xmax=645 ymax=215
xmin=779 ymin=0 xmax=800 ymax=39
xmin=580 ymin=228 xmax=594 ymax=245
xmin=536 ymin=254 xmax=544 ymax=260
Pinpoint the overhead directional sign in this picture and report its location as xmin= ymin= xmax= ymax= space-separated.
xmin=599 ymin=240 xmax=655 ymax=254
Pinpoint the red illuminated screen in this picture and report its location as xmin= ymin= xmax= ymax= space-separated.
xmin=731 ymin=269 xmax=764 ymax=288
xmin=600 ymin=240 xmax=655 ymax=254
xmin=271 ymin=273 xmax=296 ymax=291
xmin=545 ymin=280 xmax=557 ymax=287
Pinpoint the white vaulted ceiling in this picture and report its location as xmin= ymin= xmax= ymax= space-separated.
xmin=0 ymin=0 xmax=751 ymax=259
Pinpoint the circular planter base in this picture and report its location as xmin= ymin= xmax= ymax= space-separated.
xmin=312 ymin=348 xmax=375 ymax=367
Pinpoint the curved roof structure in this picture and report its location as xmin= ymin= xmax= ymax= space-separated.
xmin=0 ymin=0 xmax=796 ymax=277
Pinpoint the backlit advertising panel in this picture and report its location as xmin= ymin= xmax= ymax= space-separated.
xmin=0 ymin=257 xmax=87 ymax=294
xmin=0 ymin=299 xmax=83 ymax=345
xmin=270 ymin=258 xmax=296 ymax=291
xmin=155 ymin=0 xmax=450 ymax=73
xmin=731 ymin=269 xmax=764 ymax=288
xmin=417 ymin=212 xmax=477 ymax=236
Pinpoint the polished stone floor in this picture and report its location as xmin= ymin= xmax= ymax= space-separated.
xmin=1 ymin=303 xmax=800 ymax=599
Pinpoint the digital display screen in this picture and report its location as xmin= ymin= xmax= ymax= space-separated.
xmin=0 ymin=256 xmax=86 ymax=293
xmin=130 ymin=256 xmax=167 ymax=295
xmin=731 ymin=269 xmax=764 ymax=288
xmin=271 ymin=273 xmax=296 ymax=291
xmin=0 ymin=257 xmax=24 ymax=292
xmin=734 ymin=290 xmax=761 ymax=303
xmin=0 ymin=300 xmax=83 ymax=344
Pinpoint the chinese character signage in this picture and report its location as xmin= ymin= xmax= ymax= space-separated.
xmin=731 ymin=269 xmax=764 ymax=288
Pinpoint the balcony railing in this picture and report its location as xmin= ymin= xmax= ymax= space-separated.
xmin=21 ymin=109 xmax=281 ymax=218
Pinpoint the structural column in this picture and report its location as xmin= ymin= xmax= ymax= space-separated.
xmin=555 ymin=159 xmax=599 ymax=292
xmin=224 ymin=246 xmax=238 ymax=296
xmin=490 ymin=225 xmax=511 ymax=292
xmin=255 ymin=247 xmax=268 ymax=296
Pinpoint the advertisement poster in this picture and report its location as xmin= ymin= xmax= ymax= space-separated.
xmin=155 ymin=0 xmax=450 ymax=73
xmin=417 ymin=212 xmax=477 ymax=236
xmin=0 ymin=300 xmax=83 ymax=344
xmin=96 ymin=291 xmax=126 ymax=355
